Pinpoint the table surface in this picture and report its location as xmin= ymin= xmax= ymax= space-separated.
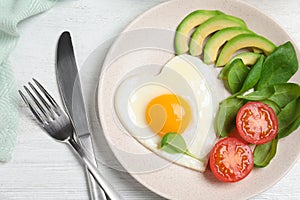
xmin=1 ymin=0 xmax=300 ymax=199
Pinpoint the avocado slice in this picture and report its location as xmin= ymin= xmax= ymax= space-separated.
xmin=175 ymin=10 xmax=223 ymax=55
xmin=216 ymin=33 xmax=276 ymax=66
xmin=253 ymin=48 xmax=263 ymax=53
xmin=227 ymin=52 xmax=261 ymax=66
xmin=219 ymin=52 xmax=261 ymax=80
xmin=189 ymin=14 xmax=247 ymax=56
xmin=203 ymin=27 xmax=252 ymax=64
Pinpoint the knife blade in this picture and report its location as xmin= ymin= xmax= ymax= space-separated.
xmin=56 ymin=31 xmax=107 ymax=200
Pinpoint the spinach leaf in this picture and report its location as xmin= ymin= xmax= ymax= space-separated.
xmin=256 ymin=41 xmax=298 ymax=90
xmin=268 ymin=83 xmax=300 ymax=108
xmin=278 ymin=114 xmax=300 ymax=138
xmin=237 ymin=82 xmax=300 ymax=106
xmin=215 ymin=97 xmax=245 ymax=137
xmin=238 ymin=55 xmax=264 ymax=94
xmin=219 ymin=61 xmax=234 ymax=80
xmin=161 ymin=132 xmax=187 ymax=154
xmin=237 ymin=86 xmax=274 ymax=101
xmin=160 ymin=132 xmax=203 ymax=162
xmin=277 ymin=97 xmax=300 ymax=132
xmin=261 ymin=100 xmax=281 ymax=114
xmin=228 ymin=59 xmax=250 ymax=94
xmin=219 ymin=58 xmax=246 ymax=81
xmin=254 ymin=137 xmax=278 ymax=168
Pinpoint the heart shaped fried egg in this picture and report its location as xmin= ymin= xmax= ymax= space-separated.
xmin=114 ymin=55 xmax=222 ymax=172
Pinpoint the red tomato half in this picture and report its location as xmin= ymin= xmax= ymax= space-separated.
xmin=236 ymin=101 xmax=278 ymax=144
xmin=209 ymin=137 xmax=254 ymax=182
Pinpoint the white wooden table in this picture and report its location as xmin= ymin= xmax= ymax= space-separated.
xmin=1 ymin=0 xmax=300 ymax=199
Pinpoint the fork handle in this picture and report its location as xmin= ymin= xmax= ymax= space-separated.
xmin=68 ymin=137 xmax=122 ymax=200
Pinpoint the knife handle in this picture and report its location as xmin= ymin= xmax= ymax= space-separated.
xmin=80 ymin=136 xmax=108 ymax=200
xmin=86 ymin=166 xmax=109 ymax=200
xmin=69 ymin=137 xmax=122 ymax=200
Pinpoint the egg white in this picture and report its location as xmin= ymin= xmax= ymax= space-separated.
xmin=114 ymin=55 xmax=222 ymax=172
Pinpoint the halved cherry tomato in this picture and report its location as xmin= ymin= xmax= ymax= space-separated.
xmin=209 ymin=137 xmax=254 ymax=182
xmin=236 ymin=101 xmax=278 ymax=144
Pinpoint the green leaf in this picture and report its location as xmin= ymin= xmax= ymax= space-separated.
xmin=219 ymin=61 xmax=233 ymax=80
xmin=227 ymin=59 xmax=250 ymax=94
xmin=254 ymin=137 xmax=278 ymax=168
xmin=237 ymin=82 xmax=300 ymax=107
xmin=256 ymin=41 xmax=298 ymax=90
xmin=276 ymin=96 xmax=300 ymax=138
xmin=268 ymin=83 xmax=300 ymax=108
xmin=160 ymin=132 xmax=187 ymax=154
xmin=215 ymin=97 xmax=245 ymax=137
xmin=219 ymin=57 xmax=249 ymax=81
xmin=261 ymin=100 xmax=281 ymax=114
xmin=237 ymin=86 xmax=274 ymax=101
xmin=239 ymin=55 xmax=264 ymax=94
xmin=160 ymin=132 xmax=203 ymax=162
xmin=278 ymin=114 xmax=300 ymax=138
xmin=277 ymin=97 xmax=300 ymax=132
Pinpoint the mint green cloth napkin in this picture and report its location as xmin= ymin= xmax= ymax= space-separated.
xmin=0 ymin=0 xmax=57 ymax=161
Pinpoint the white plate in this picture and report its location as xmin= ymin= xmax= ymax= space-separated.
xmin=97 ymin=0 xmax=300 ymax=199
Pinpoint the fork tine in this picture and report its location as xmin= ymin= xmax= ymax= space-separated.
xmin=28 ymin=82 xmax=55 ymax=119
xmin=24 ymin=86 xmax=49 ymax=120
xmin=19 ymin=90 xmax=45 ymax=124
xmin=33 ymin=78 xmax=61 ymax=115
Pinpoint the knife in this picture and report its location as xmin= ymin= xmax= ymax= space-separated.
xmin=56 ymin=31 xmax=107 ymax=200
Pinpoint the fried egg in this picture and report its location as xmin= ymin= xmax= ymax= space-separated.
xmin=114 ymin=55 xmax=222 ymax=172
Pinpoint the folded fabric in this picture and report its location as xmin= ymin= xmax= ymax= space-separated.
xmin=0 ymin=0 xmax=57 ymax=162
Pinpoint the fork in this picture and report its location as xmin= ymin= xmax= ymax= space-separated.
xmin=19 ymin=79 xmax=122 ymax=200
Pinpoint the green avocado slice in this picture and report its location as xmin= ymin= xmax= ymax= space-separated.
xmin=216 ymin=33 xmax=276 ymax=66
xmin=203 ymin=27 xmax=253 ymax=64
xmin=189 ymin=14 xmax=247 ymax=56
xmin=227 ymin=52 xmax=261 ymax=66
xmin=174 ymin=10 xmax=223 ymax=55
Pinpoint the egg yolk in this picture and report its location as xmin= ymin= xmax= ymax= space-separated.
xmin=145 ymin=94 xmax=191 ymax=137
